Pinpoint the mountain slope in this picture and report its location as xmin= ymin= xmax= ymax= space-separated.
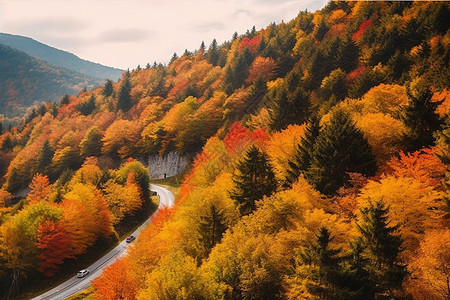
xmin=0 ymin=33 xmax=123 ymax=81
xmin=0 ymin=44 xmax=102 ymax=121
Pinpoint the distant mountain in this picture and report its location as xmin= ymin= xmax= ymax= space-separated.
xmin=0 ymin=44 xmax=102 ymax=121
xmin=0 ymin=33 xmax=124 ymax=81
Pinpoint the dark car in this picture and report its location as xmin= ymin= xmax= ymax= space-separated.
xmin=126 ymin=235 xmax=135 ymax=243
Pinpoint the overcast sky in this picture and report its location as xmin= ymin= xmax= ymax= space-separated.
xmin=0 ymin=0 xmax=328 ymax=70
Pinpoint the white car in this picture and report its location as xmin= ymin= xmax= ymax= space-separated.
xmin=77 ymin=269 xmax=89 ymax=278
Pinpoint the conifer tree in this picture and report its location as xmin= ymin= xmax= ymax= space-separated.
xmin=401 ymin=87 xmax=443 ymax=151
xmin=343 ymin=238 xmax=376 ymax=299
xmin=197 ymin=203 xmax=227 ymax=258
xmin=222 ymin=67 xmax=234 ymax=95
xmin=307 ymin=110 xmax=376 ymax=195
xmin=170 ymin=52 xmax=178 ymax=64
xmin=356 ymin=200 xmax=406 ymax=297
xmin=266 ymin=69 xmax=310 ymax=131
xmin=207 ymin=39 xmax=219 ymax=66
xmin=36 ymin=141 xmax=54 ymax=175
xmin=60 ymin=94 xmax=70 ymax=105
xmin=233 ymin=48 xmax=253 ymax=89
xmin=117 ymin=72 xmax=132 ymax=112
xmin=1 ymin=135 xmax=13 ymax=151
xmin=285 ymin=117 xmax=320 ymax=188
xmin=231 ymin=145 xmax=277 ymax=215
xmin=297 ymin=227 xmax=345 ymax=299
xmin=78 ymin=95 xmax=96 ymax=116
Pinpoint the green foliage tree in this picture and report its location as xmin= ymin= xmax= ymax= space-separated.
xmin=401 ymin=87 xmax=443 ymax=151
xmin=307 ymin=110 xmax=377 ymax=195
xmin=117 ymin=72 xmax=132 ymax=112
xmin=231 ymin=146 xmax=277 ymax=215
xmin=356 ymin=200 xmax=406 ymax=298
xmin=79 ymin=126 xmax=103 ymax=157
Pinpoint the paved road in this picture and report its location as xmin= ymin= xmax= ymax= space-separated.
xmin=31 ymin=184 xmax=174 ymax=300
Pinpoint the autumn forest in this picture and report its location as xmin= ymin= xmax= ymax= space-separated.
xmin=0 ymin=1 xmax=449 ymax=299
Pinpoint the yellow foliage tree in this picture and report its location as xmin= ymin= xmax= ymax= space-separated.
xmin=102 ymin=119 xmax=141 ymax=158
xmin=265 ymin=124 xmax=306 ymax=181
xmin=406 ymin=229 xmax=450 ymax=300
xmin=353 ymin=112 xmax=405 ymax=163
xmin=358 ymin=176 xmax=445 ymax=259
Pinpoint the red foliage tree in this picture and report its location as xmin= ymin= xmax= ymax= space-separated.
xmin=239 ymin=36 xmax=261 ymax=55
xmin=36 ymin=220 xmax=72 ymax=276
xmin=352 ymin=19 xmax=373 ymax=42
xmin=224 ymin=122 xmax=249 ymax=153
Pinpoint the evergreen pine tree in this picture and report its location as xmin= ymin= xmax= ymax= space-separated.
xmin=298 ymin=227 xmax=346 ymax=299
xmin=117 ymin=72 xmax=132 ymax=112
xmin=78 ymin=95 xmax=96 ymax=116
xmin=285 ymin=117 xmax=320 ymax=188
xmin=307 ymin=110 xmax=376 ymax=195
xmin=342 ymin=238 xmax=376 ymax=299
xmin=267 ymin=68 xmax=311 ymax=130
xmin=243 ymin=76 xmax=267 ymax=117
xmin=197 ymin=203 xmax=228 ymax=258
xmin=198 ymin=41 xmax=206 ymax=55
xmin=401 ymin=87 xmax=443 ymax=151
xmin=60 ymin=94 xmax=70 ymax=105
xmin=36 ymin=140 xmax=54 ymax=174
xmin=207 ymin=39 xmax=219 ymax=66
xmin=222 ymin=67 xmax=234 ymax=95
xmin=356 ymin=200 xmax=406 ymax=298
xmin=1 ymin=135 xmax=13 ymax=151
xmin=233 ymin=48 xmax=253 ymax=89
xmin=170 ymin=52 xmax=178 ymax=64
xmin=231 ymin=146 xmax=277 ymax=215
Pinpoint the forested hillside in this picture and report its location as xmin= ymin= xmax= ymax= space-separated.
xmin=0 ymin=1 xmax=449 ymax=299
xmin=0 ymin=33 xmax=123 ymax=80
xmin=0 ymin=44 xmax=103 ymax=124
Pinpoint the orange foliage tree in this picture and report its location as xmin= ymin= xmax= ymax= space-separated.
xmin=246 ymin=56 xmax=277 ymax=83
xmin=27 ymin=173 xmax=52 ymax=205
xmin=93 ymin=257 xmax=138 ymax=300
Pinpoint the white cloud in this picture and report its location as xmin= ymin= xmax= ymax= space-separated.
xmin=0 ymin=0 xmax=327 ymax=69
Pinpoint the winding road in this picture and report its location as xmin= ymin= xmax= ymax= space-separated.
xmin=31 ymin=184 xmax=175 ymax=300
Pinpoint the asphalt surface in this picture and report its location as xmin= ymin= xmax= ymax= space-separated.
xmin=31 ymin=184 xmax=175 ymax=300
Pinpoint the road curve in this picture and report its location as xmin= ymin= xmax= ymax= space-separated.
xmin=31 ymin=184 xmax=174 ymax=300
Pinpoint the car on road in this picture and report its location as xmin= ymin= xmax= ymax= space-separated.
xmin=126 ymin=235 xmax=135 ymax=243
xmin=77 ymin=269 xmax=89 ymax=278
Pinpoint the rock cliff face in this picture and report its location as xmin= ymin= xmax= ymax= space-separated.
xmin=148 ymin=151 xmax=189 ymax=179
